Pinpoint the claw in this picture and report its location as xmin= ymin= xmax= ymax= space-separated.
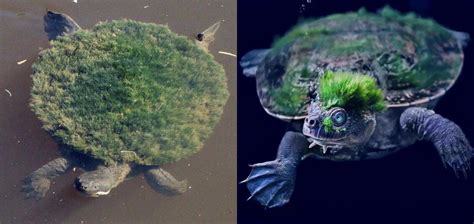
xmin=309 ymin=141 xmax=318 ymax=148
xmin=322 ymin=146 xmax=328 ymax=154
xmin=243 ymin=160 xmax=296 ymax=208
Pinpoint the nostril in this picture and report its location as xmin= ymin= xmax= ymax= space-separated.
xmin=74 ymin=178 xmax=84 ymax=191
xmin=307 ymin=118 xmax=317 ymax=127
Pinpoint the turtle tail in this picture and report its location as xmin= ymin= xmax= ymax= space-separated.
xmin=240 ymin=49 xmax=269 ymax=77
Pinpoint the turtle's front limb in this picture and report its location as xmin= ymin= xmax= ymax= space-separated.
xmin=22 ymin=157 xmax=73 ymax=199
xmin=74 ymin=163 xmax=131 ymax=197
xmin=400 ymin=107 xmax=472 ymax=177
xmin=241 ymin=131 xmax=308 ymax=208
xmin=144 ymin=167 xmax=188 ymax=195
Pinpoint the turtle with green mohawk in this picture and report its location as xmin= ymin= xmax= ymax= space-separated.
xmin=240 ymin=7 xmax=471 ymax=208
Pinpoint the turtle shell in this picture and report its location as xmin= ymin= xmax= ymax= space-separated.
xmin=255 ymin=7 xmax=464 ymax=120
xmin=31 ymin=20 xmax=228 ymax=165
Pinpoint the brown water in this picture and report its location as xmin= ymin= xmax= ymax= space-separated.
xmin=0 ymin=0 xmax=236 ymax=223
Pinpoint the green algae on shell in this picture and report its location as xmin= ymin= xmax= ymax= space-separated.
xmin=255 ymin=7 xmax=463 ymax=119
xmin=31 ymin=20 xmax=228 ymax=165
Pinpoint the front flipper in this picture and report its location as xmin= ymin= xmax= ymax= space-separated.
xmin=400 ymin=107 xmax=472 ymax=177
xmin=44 ymin=11 xmax=81 ymax=40
xmin=22 ymin=157 xmax=72 ymax=199
xmin=144 ymin=167 xmax=188 ymax=195
xmin=241 ymin=131 xmax=308 ymax=208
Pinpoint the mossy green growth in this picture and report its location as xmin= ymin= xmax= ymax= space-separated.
xmin=319 ymin=71 xmax=385 ymax=112
xmin=322 ymin=117 xmax=333 ymax=133
xmin=31 ymin=20 xmax=228 ymax=165
xmin=268 ymin=64 xmax=312 ymax=116
xmin=272 ymin=24 xmax=331 ymax=50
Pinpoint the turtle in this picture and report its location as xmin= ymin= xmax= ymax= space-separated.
xmin=22 ymin=11 xmax=228 ymax=199
xmin=239 ymin=7 xmax=472 ymax=208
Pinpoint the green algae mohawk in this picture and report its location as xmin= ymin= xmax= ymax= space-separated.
xmin=319 ymin=71 xmax=385 ymax=112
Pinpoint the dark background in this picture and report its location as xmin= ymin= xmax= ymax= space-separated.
xmin=238 ymin=0 xmax=474 ymax=223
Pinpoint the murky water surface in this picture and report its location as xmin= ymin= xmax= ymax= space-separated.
xmin=0 ymin=0 xmax=236 ymax=223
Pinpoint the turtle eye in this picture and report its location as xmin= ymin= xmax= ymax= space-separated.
xmin=331 ymin=109 xmax=347 ymax=127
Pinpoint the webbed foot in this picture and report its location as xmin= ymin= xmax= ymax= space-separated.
xmin=242 ymin=131 xmax=308 ymax=208
xmin=145 ymin=168 xmax=188 ymax=195
xmin=432 ymin=125 xmax=472 ymax=178
xmin=22 ymin=175 xmax=51 ymax=200
xmin=241 ymin=159 xmax=296 ymax=208
xmin=21 ymin=157 xmax=71 ymax=199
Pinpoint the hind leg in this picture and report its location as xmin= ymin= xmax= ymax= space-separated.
xmin=144 ymin=167 xmax=188 ymax=195
xmin=22 ymin=157 xmax=73 ymax=199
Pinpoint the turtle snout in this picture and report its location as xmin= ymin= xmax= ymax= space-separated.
xmin=303 ymin=115 xmax=324 ymax=138
xmin=74 ymin=177 xmax=100 ymax=196
xmin=304 ymin=116 xmax=319 ymax=128
xmin=74 ymin=177 xmax=87 ymax=192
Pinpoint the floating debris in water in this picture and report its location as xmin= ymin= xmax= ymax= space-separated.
xmin=73 ymin=0 xmax=78 ymax=3
xmin=218 ymin=51 xmax=237 ymax=57
xmin=299 ymin=0 xmax=312 ymax=13
xmin=4 ymin=89 xmax=12 ymax=97
xmin=143 ymin=5 xmax=149 ymax=9
xmin=17 ymin=59 xmax=27 ymax=65
xmin=299 ymin=4 xmax=306 ymax=13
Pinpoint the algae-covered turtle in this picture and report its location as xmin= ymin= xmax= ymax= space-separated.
xmin=240 ymin=7 xmax=471 ymax=208
xmin=22 ymin=11 xmax=228 ymax=199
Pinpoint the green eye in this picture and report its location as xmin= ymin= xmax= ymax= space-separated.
xmin=331 ymin=109 xmax=347 ymax=126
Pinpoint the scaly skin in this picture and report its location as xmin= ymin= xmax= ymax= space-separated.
xmin=22 ymin=157 xmax=73 ymax=200
xmin=23 ymin=158 xmax=188 ymax=198
xmin=242 ymin=131 xmax=308 ymax=208
xmin=145 ymin=168 xmax=188 ymax=195
xmin=400 ymin=107 xmax=472 ymax=177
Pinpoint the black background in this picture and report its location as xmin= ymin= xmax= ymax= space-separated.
xmin=238 ymin=0 xmax=474 ymax=223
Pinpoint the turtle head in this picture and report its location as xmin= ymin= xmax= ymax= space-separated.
xmin=302 ymin=71 xmax=385 ymax=149
xmin=74 ymin=172 xmax=114 ymax=197
xmin=74 ymin=164 xmax=131 ymax=197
